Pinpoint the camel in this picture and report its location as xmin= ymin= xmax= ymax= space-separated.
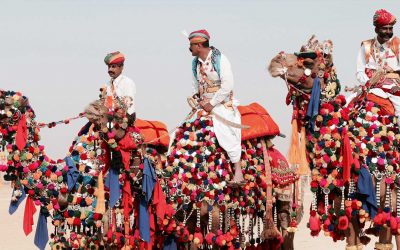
xmin=164 ymin=102 xmax=302 ymax=250
xmin=0 ymin=89 xmax=171 ymax=249
xmin=268 ymin=36 xmax=400 ymax=250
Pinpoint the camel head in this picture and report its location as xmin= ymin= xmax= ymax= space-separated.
xmin=84 ymin=99 xmax=129 ymax=142
xmin=268 ymin=35 xmax=340 ymax=103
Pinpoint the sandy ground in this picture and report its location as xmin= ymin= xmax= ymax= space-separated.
xmin=0 ymin=180 xmax=383 ymax=250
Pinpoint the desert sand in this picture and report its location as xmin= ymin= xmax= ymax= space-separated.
xmin=0 ymin=180 xmax=381 ymax=250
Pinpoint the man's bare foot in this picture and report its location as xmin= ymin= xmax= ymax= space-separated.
xmin=227 ymin=163 xmax=246 ymax=188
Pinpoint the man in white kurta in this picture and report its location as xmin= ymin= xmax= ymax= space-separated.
xmin=104 ymin=51 xmax=136 ymax=118
xmin=356 ymin=9 xmax=400 ymax=124
xmin=188 ymin=29 xmax=244 ymax=185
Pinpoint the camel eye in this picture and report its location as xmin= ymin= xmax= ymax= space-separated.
xmin=303 ymin=61 xmax=314 ymax=69
xmin=303 ymin=59 xmax=314 ymax=69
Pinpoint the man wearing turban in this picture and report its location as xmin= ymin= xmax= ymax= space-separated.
xmin=103 ymin=51 xmax=136 ymax=118
xmin=187 ymin=29 xmax=244 ymax=185
xmin=356 ymin=9 xmax=400 ymax=125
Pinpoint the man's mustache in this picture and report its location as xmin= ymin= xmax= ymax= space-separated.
xmin=108 ymin=71 xmax=114 ymax=74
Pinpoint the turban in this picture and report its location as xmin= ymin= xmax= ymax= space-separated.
xmin=104 ymin=51 xmax=125 ymax=65
xmin=373 ymin=9 xmax=396 ymax=27
xmin=188 ymin=29 xmax=210 ymax=43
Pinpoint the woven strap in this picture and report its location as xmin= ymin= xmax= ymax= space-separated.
xmin=261 ymin=139 xmax=273 ymax=219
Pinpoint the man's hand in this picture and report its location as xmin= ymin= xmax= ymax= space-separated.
xmin=199 ymin=100 xmax=214 ymax=113
xmin=390 ymin=85 xmax=400 ymax=94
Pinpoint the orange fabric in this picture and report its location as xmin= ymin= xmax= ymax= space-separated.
xmin=367 ymin=93 xmax=395 ymax=115
xmin=390 ymin=37 xmax=400 ymax=62
xmin=362 ymin=39 xmax=374 ymax=64
xmin=298 ymin=127 xmax=310 ymax=175
xmin=238 ymin=102 xmax=280 ymax=141
xmin=135 ymin=119 xmax=170 ymax=148
xmin=287 ymin=120 xmax=301 ymax=165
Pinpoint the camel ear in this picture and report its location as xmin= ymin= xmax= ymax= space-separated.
xmin=20 ymin=98 xmax=29 ymax=109
xmin=5 ymin=96 xmax=13 ymax=105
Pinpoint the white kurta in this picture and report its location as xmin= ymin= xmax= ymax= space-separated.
xmin=106 ymin=74 xmax=136 ymax=115
xmin=356 ymin=37 xmax=400 ymax=118
xmin=193 ymin=50 xmax=242 ymax=163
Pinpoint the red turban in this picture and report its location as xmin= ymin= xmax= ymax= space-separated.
xmin=373 ymin=9 xmax=396 ymax=27
xmin=188 ymin=29 xmax=210 ymax=43
xmin=104 ymin=51 xmax=125 ymax=65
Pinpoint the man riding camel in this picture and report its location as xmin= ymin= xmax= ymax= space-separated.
xmin=104 ymin=51 xmax=136 ymax=123
xmin=356 ymin=9 xmax=400 ymax=124
xmin=188 ymin=29 xmax=244 ymax=185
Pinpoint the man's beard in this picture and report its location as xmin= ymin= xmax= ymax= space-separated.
xmin=380 ymin=33 xmax=393 ymax=41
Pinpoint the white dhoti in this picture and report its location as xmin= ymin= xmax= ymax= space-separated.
xmin=212 ymin=104 xmax=242 ymax=163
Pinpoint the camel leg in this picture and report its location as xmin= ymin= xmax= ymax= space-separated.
xmin=197 ymin=202 xmax=223 ymax=249
xmin=346 ymin=217 xmax=361 ymax=247
xmin=206 ymin=205 xmax=223 ymax=250
xmin=395 ymin=235 xmax=400 ymax=250
xmin=332 ymin=195 xmax=358 ymax=249
xmin=392 ymin=187 xmax=399 ymax=250
xmin=277 ymin=200 xmax=294 ymax=250
xmin=375 ymin=180 xmax=394 ymax=249
xmin=379 ymin=180 xmax=391 ymax=244
xmin=211 ymin=205 xmax=221 ymax=232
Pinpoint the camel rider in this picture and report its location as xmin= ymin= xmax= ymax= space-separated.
xmin=188 ymin=29 xmax=244 ymax=185
xmin=104 ymin=51 xmax=136 ymax=124
xmin=356 ymin=9 xmax=400 ymax=124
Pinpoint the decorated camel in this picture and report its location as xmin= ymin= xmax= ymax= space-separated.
xmin=0 ymin=89 xmax=172 ymax=249
xmin=0 ymin=87 xmax=300 ymax=249
xmin=163 ymin=101 xmax=303 ymax=250
xmin=269 ymin=36 xmax=400 ymax=250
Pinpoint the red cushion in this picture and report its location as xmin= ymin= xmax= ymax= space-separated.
xmin=135 ymin=119 xmax=170 ymax=148
xmin=238 ymin=103 xmax=280 ymax=141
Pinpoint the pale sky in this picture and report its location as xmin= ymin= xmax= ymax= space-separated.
xmin=0 ymin=0 xmax=398 ymax=159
